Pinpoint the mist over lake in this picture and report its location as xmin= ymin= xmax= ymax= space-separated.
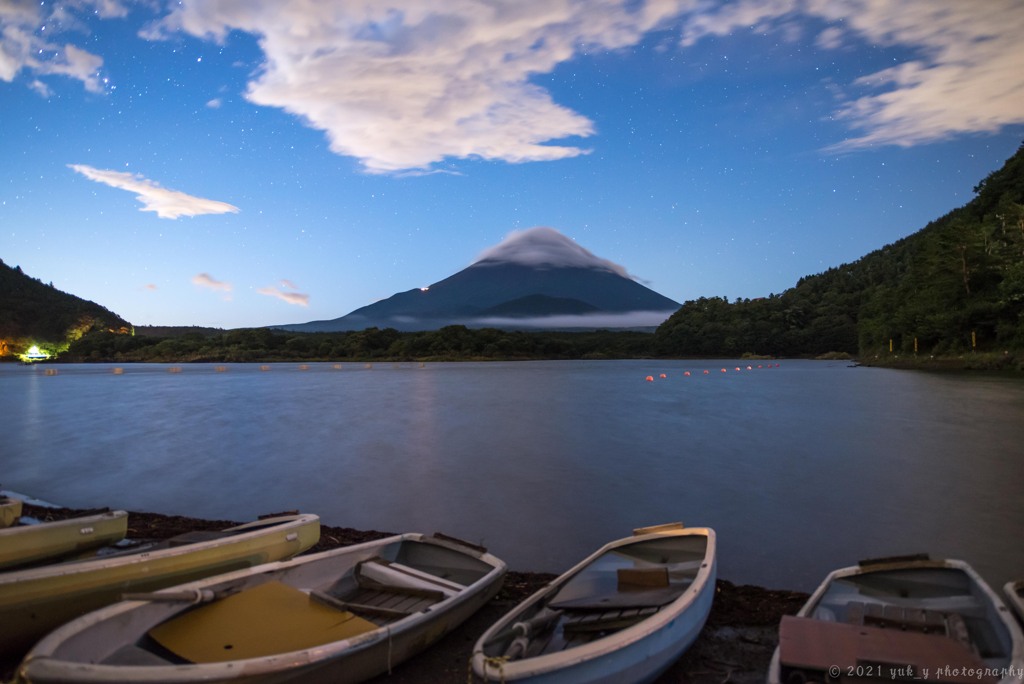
xmin=2 ymin=360 xmax=1022 ymax=592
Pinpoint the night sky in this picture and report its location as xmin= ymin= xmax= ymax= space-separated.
xmin=3 ymin=1 xmax=1023 ymax=329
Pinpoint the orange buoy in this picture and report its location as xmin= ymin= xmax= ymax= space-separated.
xmin=720 ymin=368 xmax=727 ymax=373
xmin=703 ymin=370 xmax=709 ymax=375
xmin=659 ymin=373 xmax=667 ymax=379
xmin=645 ymin=375 xmax=654 ymax=382
xmin=683 ymin=371 xmax=691 ymax=377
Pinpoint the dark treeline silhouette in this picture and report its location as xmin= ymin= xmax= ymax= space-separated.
xmin=60 ymin=325 xmax=656 ymax=363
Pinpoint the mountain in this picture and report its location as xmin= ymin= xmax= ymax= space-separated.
xmin=654 ymin=142 xmax=1024 ymax=359
xmin=0 ymin=258 xmax=132 ymax=360
xmin=278 ymin=227 xmax=681 ymax=332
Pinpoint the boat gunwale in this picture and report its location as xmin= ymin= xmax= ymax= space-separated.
xmin=471 ymin=526 xmax=716 ymax=680
xmin=19 ymin=531 xmax=508 ymax=683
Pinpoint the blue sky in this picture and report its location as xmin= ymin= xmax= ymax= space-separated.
xmin=2 ymin=0 xmax=1023 ymax=329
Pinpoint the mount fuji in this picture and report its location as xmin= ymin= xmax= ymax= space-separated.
xmin=278 ymin=227 xmax=680 ymax=332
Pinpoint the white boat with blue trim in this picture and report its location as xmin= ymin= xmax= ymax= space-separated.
xmin=472 ymin=523 xmax=716 ymax=684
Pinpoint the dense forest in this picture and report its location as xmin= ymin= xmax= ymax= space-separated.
xmin=654 ymin=143 xmax=1024 ymax=360
xmin=0 ymin=259 xmax=131 ymax=360
xmin=3 ymin=144 xmax=1023 ymax=367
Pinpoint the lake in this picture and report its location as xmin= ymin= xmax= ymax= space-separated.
xmin=2 ymin=359 xmax=1022 ymax=592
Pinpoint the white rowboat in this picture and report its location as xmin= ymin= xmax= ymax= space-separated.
xmin=17 ymin=531 xmax=506 ymax=683
xmin=768 ymin=555 xmax=1024 ymax=684
xmin=472 ymin=523 xmax=716 ymax=684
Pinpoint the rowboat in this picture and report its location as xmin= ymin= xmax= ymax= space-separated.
xmin=1006 ymin=580 xmax=1024 ymax=625
xmin=768 ymin=555 xmax=1024 ymax=684
xmin=0 ymin=509 xmax=129 ymax=571
xmin=1 ymin=513 xmax=320 ymax=660
xmin=17 ymin=531 xmax=506 ymax=683
xmin=472 ymin=523 xmax=716 ymax=684
xmin=1 ymin=495 xmax=23 ymax=527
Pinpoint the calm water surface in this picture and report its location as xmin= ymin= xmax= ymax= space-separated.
xmin=2 ymin=360 xmax=1022 ymax=592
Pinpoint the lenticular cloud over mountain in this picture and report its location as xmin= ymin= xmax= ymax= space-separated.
xmin=475 ymin=227 xmax=632 ymax=279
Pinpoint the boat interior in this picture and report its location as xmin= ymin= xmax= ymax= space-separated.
xmin=779 ymin=566 xmax=1015 ymax=682
xmin=481 ymin=534 xmax=708 ymax=661
xmin=56 ymin=536 xmax=493 ymax=668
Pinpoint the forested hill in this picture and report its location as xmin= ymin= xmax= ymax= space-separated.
xmin=654 ymin=143 xmax=1024 ymax=359
xmin=0 ymin=259 xmax=131 ymax=359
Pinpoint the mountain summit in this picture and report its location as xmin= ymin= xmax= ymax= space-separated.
xmin=280 ymin=227 xmax=680 ymax=332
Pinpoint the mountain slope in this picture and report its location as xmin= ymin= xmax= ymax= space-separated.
xmin=0 ymin=259 xmax=132 ymax=359
xmin=654 ymin=143 xmax=1024 ymax=357
xmin=280 ymin=229 xmax=680 ymax=332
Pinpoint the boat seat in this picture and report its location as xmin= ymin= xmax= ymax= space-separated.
xmin=147 ymin=580 xmax=377 ymax=663
xmin=845 ymin=601 xmax=973 ymax=650
xmin=355 ymin=557 xmax=464 ymax=598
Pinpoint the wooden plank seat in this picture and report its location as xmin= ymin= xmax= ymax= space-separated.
xmin=845 ymin=601 xmax=973 ymax=650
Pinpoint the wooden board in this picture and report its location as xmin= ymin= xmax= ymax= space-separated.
xmin=148 ymin=581 xmax=377 ymax=663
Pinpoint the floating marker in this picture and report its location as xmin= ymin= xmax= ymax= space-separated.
xmin=703 ymin=370 xmax=709 ymax=375
xmin=112 ymin=368 xmax=123 ymax=375
xmin=684 ymin=371 xmax=691 ymax=376
xmin=659 ymin=373 xmax=667 ymax=379
xmin=645 ymin=375 xmax=654 ymax=382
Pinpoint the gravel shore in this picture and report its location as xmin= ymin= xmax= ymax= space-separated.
xmin=4 ymin=504 xmax=809 ymax=683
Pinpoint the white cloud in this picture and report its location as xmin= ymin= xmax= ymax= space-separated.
xmin=206 ymin=98 xmax=222 ymax=108
xmin=68 ymin=164 xmax=240 ymax=219
xmin=677 ymin=0 xmax=1024 ymax=151
xmin=192 ymin=273 xmax=232 ymax=292
xmin=147 ymin=0 xmax=687 ymax=173
xmin=475 ymin=226 xmax=633 ymax=279
xmin=9 ymin=0 xmax=1022 ymax=169
xmin=258 ymin=280 xmax=310 ymax=307
xmin=0 ymin=0 xmax=123 ymax=93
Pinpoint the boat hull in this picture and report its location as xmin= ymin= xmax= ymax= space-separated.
xmin=0 ymin=513 xmax=319 ymax=660
xmin=0 ymin=510 xmax=128 ymax=571
xmin=473 ymin=525 xmax=716 ymax=683
xmin=17 ymin=532 xmax=506 ymax=684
